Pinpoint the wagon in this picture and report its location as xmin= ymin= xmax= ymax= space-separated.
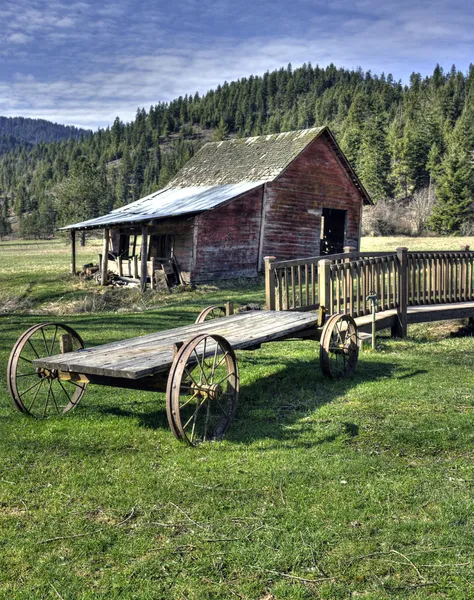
xmin=7 ymin=307 xmax=359 ymax=445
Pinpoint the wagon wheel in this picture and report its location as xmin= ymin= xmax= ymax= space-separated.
xmin=320 ymin=314 xmax=358 ymax=379
xmin=7 ymin=323 xmax=87 ymax=418
xmin=195 ymin=305 xmax=226 ymax=324
xmin=166 ymin=333 xmax=239 ymax=445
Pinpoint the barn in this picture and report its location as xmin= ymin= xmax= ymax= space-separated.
xmin=63 ymin=126 xmax=372 ymax=289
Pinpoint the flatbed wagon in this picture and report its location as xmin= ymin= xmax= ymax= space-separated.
xmin=7 ymin=308 xmax=358 ymax=445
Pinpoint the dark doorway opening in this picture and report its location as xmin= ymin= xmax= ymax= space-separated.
xmin=320 ymin=208 xmax=346 ymax=255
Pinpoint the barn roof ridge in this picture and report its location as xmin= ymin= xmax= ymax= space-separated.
xmin=62 ymin=125 xmax=371 ymax=231
xmin=168 ymin=126 xmax=327 ymax=188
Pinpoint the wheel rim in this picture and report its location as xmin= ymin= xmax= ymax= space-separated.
xmin=320 ymin=314 xmax=358 ymax=379
xmin=195 ymin=305 xmax=226 ymax=324
xmin=166 ymin=333 xmax=239 ymax=445
xmin=7 ymin=323 xmax=87 ymax=417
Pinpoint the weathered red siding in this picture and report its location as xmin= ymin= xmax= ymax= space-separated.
xmin=260 ymin=134 xmax=363 ymax=264
xmin=192 ymin=186 xmax=263 ymax=281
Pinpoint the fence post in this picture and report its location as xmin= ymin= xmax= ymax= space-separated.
xmin=264 ymin=256 xmax=276 ymax=311
xmin=101 ymin=228 xmax=109 ymax=286
xmin=392 ymin=247 xmax=408 ymax=338
xmin=318 ymin=259 xmax=332 ymax=313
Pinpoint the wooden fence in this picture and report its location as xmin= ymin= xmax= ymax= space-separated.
xmin=265 ymin=245 xmax=474 ymax=336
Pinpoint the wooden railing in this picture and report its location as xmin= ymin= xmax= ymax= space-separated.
xmin=265 ymin=249 xmax=395 ymax=312
xmin=320 ymin=254 xmax=398 ymax=318
xmin=265 ymin=245 xmax=474 ymax=337
xmin=406 ymin=251 xmax=474 ymax=305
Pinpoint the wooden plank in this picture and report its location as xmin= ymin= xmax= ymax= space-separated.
xmin=33 ymin=311 xmax=321 ymax=380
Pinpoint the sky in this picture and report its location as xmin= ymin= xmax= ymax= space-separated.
xmin=0 ymin=0 xmax=473 ymax=130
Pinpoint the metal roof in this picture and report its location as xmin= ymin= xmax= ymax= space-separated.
xmin=61 ymin=181 xmax=265 ymax=230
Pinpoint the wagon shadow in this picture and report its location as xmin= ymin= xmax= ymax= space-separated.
xmin=224 ymin=355 xmax=396 ymax=446
xmin=94 ymin=354 xmax=410 ymax=447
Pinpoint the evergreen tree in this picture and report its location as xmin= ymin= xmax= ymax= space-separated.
xmin=429 ymin=143 xmax=474 ymax=233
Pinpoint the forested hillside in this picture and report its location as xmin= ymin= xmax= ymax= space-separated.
xmin=1 ymin=62 xmax=474 ymax=239
xmin=0 ymin=116 xmax=88 ymax=146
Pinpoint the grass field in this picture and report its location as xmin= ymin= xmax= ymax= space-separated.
xmin=1 ymin=238 xmax=474 ymax=599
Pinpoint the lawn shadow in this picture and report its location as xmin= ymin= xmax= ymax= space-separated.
xmin=93 ymin=353 xmax=401 ymax=448
xmin=223 ymin=353 xmax=395 ymax=447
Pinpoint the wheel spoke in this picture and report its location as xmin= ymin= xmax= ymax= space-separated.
xmin=57 ymin=379 xmax=72 ymax=407
xmin=179 ymin=391 xmax=199 ymax=410
xmin=213 ymin=351 xmax=230 ymax=371
xmin=184 ymin=367 xmax=200 ymax=389
xmin=50 ymin=384 xmax=61 ymax=414
xmin=49 ymin=325 xmax=58 ymax=355
xmin=193 ymin=348 xmax=209 ymax=386
xmin=16 ymin=371 xmax=38 ymax=378
xmin=40 ymin=328 xmax=49 ymax=355
xmin=27 ymin=338 xmax=40 ymax=359
xmin=18 ymin=355 xmax=33 ymax=364
xmin=27 ymin=379 xmax=45 ymax=412
xmin=183 ymin=396 xmax=207 ymax=430
xmin=19 ymin=378 xmax=43 ymax=398
xmin=214 ymin=398 xmax=230 ymax=420
xmin=212 ymin=371 xmax=236 ymax=388
xmin=43 ymin=381 xmax=52 ymax=417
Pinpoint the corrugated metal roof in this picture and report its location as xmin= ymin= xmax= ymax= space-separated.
xmin=61 ymin=181 xmax=265 ymax=230
xmin=169 ymin=127 xmax=326 ymax=187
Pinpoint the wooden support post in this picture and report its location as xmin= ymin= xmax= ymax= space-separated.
xmin=133 ymin=255 xmax=139 ymax=279
xmin=117 ymin=256 xmax=123 ymax=277
xmin=264 ymin=256 xmax=276 ymax=311
xmin=225 ymin=301 xmax=234 ymax=316
xmin=392 ymin=247 xmax=408 ymax=338
xmin=70 ymin=230 xmax=76 ymax=275
xmin=140 ymin=225 xmax=148 ymax=293
xmin=318 ymin=259 xmax=332 ymax=313
xmin=101 ymin=228 xmax=109 ymax=286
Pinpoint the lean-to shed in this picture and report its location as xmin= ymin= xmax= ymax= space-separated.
xmin=63 ymin=126 xmax=372 ymax=289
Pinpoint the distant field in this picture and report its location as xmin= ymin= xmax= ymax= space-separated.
xmin=1 ymin=237 xmax=474 ymax=598
xmin=361 ymin=236 xmax=474 ymax=252
xmin=1 ymin=235 xmax=474 ymax=314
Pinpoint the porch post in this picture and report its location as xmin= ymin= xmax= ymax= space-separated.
xmin=140 ymin=225 xmax=148 ymax=293
xmin=70 ymin=230 xmax=76 ymax=275
xmin=264 ymin=256 xmax=276 ymax=311
xmin=392 ymin=247 xmax=408 ymax=338
xmin=101 ymin=227 xmax=109 ymax=286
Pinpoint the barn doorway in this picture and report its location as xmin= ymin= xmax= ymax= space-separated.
xmin=320 ymin=208 xmax=346 ymax=255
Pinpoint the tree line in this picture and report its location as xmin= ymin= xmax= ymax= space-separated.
xmin=0 ymin=62 xmax=473 ymax=239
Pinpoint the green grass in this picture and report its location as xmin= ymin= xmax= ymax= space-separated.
xmin=1 ymin=238 xmax=474 ymax=599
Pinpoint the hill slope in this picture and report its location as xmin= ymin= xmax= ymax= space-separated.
xmin=0 ymin=116 xmax=89 ymax=146
xmin=1 ymin=62 xmax=474 ymax=238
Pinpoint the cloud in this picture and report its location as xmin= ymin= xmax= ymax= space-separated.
xmin=7 ymin=33 xmax=33 ymax=44
xmin=1 ymin=0 xmax=474 ymax=128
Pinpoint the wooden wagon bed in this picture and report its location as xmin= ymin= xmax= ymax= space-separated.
xmin=33 ymin=311 xmax=321 ymax=381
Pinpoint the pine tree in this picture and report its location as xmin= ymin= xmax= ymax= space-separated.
xmin=429 ymin=143 xmax=474 ymax=234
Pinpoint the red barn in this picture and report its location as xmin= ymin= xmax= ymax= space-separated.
xmin=64 ymin=126 xmax=372 ymax=288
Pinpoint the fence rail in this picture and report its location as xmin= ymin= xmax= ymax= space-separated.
xmin=265 ymin=245 xmax=474 ymax=336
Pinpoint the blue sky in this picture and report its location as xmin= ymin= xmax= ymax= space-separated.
xmin=0 ymin=0 xmax=473 ymax=130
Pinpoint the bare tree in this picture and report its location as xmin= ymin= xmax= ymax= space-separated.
xmin=409 ymin=186 xmax=435 ymax=235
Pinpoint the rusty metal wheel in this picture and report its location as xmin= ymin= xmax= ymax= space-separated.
xmin=320 ymin=314 xmax=358 ymax=379
xmin=166 ymin=333 xmax=239 ymax=445
xmin=195 ymin=305 xmax=226 ymax=324
xmin=7 ymin=323 xmax=87 ymax=417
